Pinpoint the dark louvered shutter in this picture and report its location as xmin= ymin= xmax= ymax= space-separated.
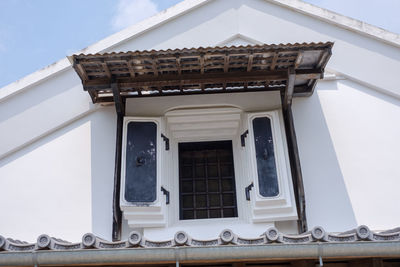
xmin=125 ymin=121 xmax=157 ymax=203
xmin=252 ymin=117 xmax=279 ymax=197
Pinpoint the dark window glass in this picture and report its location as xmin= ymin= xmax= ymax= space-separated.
xmin=179 ymin=141 xmax=238 ymax=220
xmin=124 ymin=121 xmax=157 ymax=203
xmin=252 ymin=117 xmax=279 ymax=197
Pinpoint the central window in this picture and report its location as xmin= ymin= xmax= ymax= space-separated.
xmin=179 ymin=141 xmax=238 ymax=220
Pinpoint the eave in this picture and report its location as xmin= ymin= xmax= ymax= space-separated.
xmin=70 ymin=42 xmax=333 ymax=104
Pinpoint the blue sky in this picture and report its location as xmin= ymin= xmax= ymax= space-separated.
xmin=0 ymin=0 xmax=399 ymax=89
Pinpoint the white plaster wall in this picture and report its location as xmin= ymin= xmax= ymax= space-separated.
xmin=126 ymin=91 xmax=281 ymax=116
xmin=293 ymin=79 xmax=400 ymax=232
xmin=0 ymin=108 xmax=116 ymax=242
xmin=0 ymin=69 xmax=95 ymax=159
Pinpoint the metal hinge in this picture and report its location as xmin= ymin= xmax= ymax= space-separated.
xmin=245 ymin=182 xmax=254 ymax=201
xmin=161 ymin=186 xmax=170 ymax=204
xmin=161 ymin=133 xmax=170 ymax=150
xmin=241 ymin=130 xmax=249 ymax=147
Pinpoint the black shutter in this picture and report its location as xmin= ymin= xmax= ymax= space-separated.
xmin=252 ymin=117 xmax=279 ymax=197
xmin=125 ymin=121 xmax=157 ymax=203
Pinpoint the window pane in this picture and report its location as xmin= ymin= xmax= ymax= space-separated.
xmin=183 ymin=210 xmax=194 ymax=219
xmin=223 ymin=193 xmax=234 ymax=206
xmin=124 ymin=121 xmax=157 ymax=203
xmin=222 ymin=179 xmax=233 ymax=192
xmin=196 ymin=210 xmax=208 ymax=219
xmin=179 ymin=141 xmax=238 ymax=220
xmin=210 ymin=209 xmax=221 ymax=218
xmin=223 ymin=208 xmax=235 ymax=217
xmin=195 ymin=195 xmax=207 ymax=208
xmin=252 ymin=117 xmax=279 ymax=197
xmin=208 ymin=179 xmax=219 ymax=192
xmin=182 ymin=181 xmax=193 ymax=193
xmin=195 ymin=180 xmax=206 ymax=192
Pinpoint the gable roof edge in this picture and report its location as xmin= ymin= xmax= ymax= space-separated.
xmin=265 ymin=0 xmax=400 ymax=48
xmin=2 ymin=0 xmax=400 ymax=102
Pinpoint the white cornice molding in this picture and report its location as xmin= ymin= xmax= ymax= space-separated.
xmin=265 ymin=0 xmax=400 ymax=48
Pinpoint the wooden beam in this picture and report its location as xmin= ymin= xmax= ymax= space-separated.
xmin=111 ymin=78 xmax=125 ymax=241
xmin=176 ymin=56 xmax=181 ymax=75
xmin=112 ymin=113 xmax=124 ymax=241
xmin=224 ymin=55 xmax=230 ymax=73
xmin=200 ymin=54 xmax=205 ymax=74
xmin=84 ymin=70 xmax=288 ymax=89
xmin=283 ymin=68 xmax=296 ymax=109
xmin=281 ymin=94 xmax=308 ymax=234
xmin=349 ymin=258 xmax=384 ymax=267
xmin=101 ymin=63 xmax=112 ymax=78
xmin=87 ymin=89 xmax=98 ymax=104
xmin=294 ymin=52 xmax=303 ymax=69
xmin=290 ymin=260 xmax=315 ymax=267
xmin=127 ymin=60 xmax=136 ymax=78
xmin=75 ymin=63 xmax=89 ymax=82
xmin=111 ymin=81 xmax=125 ymax=116
xmin=296 ymin=68 xmax=323 ymax=80
xmin=270 ymin=52 xmax=279 ymax=70
xmin=152 ymin=56 xmax=158 ymax=76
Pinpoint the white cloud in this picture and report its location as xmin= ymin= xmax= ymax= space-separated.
xmin=111 ymin=0 xmax=159 ymax=31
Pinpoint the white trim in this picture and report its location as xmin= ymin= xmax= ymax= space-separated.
xmin=324 ymin=68 xmax=400 ymax=101
xmin=216 ymin=34 xmax=263 ymax=46
xmin=265 ymin=0 xmax=400 ymax=48
xmin=120 ymin=117 xmax=166 ymax=228
xmin=2 ymin=0 xmax=400 ymax=102
xmin=245 ymin=110 xmax=297 ymax=222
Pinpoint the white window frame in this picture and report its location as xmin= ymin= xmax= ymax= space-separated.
xmin=120 ymin=116 xmax=167 ymax=228
xmin=120 ymin=108 xmax=297 ymax=230
xmin=245 ymin=110 xmax=298 ymax=222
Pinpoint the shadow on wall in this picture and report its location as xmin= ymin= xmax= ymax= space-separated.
xmin=292 ymin=83 xmax=358 ymax=232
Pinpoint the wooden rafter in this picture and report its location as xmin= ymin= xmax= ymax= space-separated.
xmin=72 ymin=42 xmax=333 ymax=103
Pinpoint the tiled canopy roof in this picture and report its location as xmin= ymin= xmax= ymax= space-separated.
xmin=70 ymin=42 xmax=333 ymax=103
xmin=1 ymin=225 xmax=399 ymax=252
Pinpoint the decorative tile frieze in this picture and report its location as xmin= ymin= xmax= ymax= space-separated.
xmin=1 ymin=225 xmax=399 ymax=253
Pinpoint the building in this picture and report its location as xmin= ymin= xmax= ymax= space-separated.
xmin=1 ymin=0 xmax=400 ymax=266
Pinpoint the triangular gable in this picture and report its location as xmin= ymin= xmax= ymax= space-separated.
xmin=1 ymin=0 xmax=399 ymax=102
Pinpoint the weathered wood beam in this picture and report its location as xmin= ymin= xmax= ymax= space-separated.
xmin=294 ymin=52 xmax=303 ymax=69
xmin=112 ymin=113 xmax=123 ymax=241
xmin=281 ymin=90 xmax=308 ymax=234
xmin=247 ymin=54 xmax=254 ymax=72
xmin=111 ymin=81 xmax=125 ymax=116
xmin=283 ymin=68 xmax=296 ymax=110
xmin=349 ymin=258 xmax=384 ymax=267
xmin=290 ymin=260 xmax=315 ymax=267
xmin=224 ymin=55 xmax=229 ymax=73
xmin=270 ymin=52 xmax=279 ymax=70
xmin=87 ymin=89 xmax=98 ymax=104
xmin=200 ymin=55 xmax=205 ymax=74
xmin=176 ymin=56 xmax=181 ymax=75
xmin=83 ymin=70 xmax=288 ymax=90
xmin=126 ymin=60 xmax=136 ymax=78
xmin=152 ymin=56 xmax=158 ymax=76
xmin=76 ymin=63 xmax=89 ymax=82
xmin=111 ymin=78 xmax=125 ymax=241
xmin=101 ymin=63 xmax=112 ymax=78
